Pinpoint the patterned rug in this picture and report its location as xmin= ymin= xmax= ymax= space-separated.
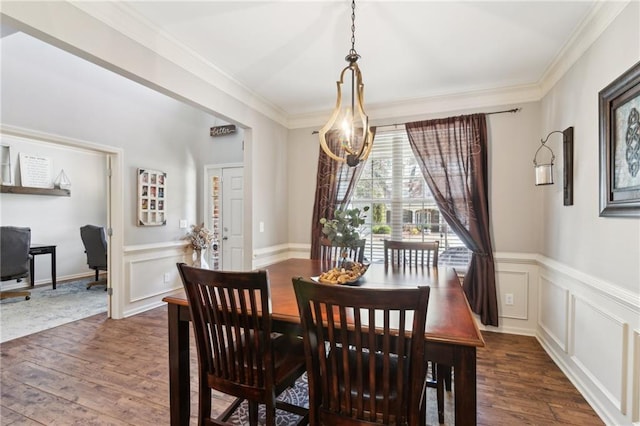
xmin=230 ymin=373 xmax=309 ymax=425
xmin=226 ymin=369 xmax=449 ymax=425
xmin=0 ymin=278 xmax=107 ymax=343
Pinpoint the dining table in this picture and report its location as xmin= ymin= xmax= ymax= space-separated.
xmin=162 ymin=258 xmax=485 ymax=426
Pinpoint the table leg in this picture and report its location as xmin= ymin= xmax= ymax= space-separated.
xmin=29 ymin=257 xmax=35 ymax=287
xmin=168 ymin=303 xmax=191 ymax=426
xmin=51 ymin=246 xmax=57 ymax=289
xmin=454 ymin=346 xmax=477 ymax=426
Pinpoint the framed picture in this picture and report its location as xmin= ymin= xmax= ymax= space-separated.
xmin=599 ymin=60 xmax=640 ymax=217
xmin=137 ymin=168 xmax=167 ymax=226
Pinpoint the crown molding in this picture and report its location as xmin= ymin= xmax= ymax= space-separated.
xmin=68 ymin=1 xmax=289 ymax=127
xmin=538 ymin=0 xmax=631 ymax=96
xmin=288 ymin=83 xmax=542 ymax=129
xmin=68 ymin=0 xmax=628 ymax=131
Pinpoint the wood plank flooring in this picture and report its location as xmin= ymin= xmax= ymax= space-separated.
xmin=0 ymin=307 xmax=603 ymax=425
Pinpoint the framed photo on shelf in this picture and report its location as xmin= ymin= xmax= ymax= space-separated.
xmin=599 ymin=60 xmax=640 ymax=217
xmin=137 ymin=168 xmax=167 ymax=226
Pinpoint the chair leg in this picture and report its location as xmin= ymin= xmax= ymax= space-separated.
xmin=436 ymin=364 xmax=445 ymax=424
xmin=442 ymin=364 xmax=452 ymax=392
xmin=248 ymin=401 xmax=259 ymax=425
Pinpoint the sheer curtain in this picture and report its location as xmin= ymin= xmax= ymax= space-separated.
xmin=310 ymin=128 xmax=374 ymax=259
xmin=406 ymin=114 xmax=498 ymax=326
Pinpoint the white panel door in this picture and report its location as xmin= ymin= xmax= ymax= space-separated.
xmin=222 ymin=167 xmax=244 ymax=270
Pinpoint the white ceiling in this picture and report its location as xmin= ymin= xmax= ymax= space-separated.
xmin=112 ymin=1 xmax=597 ymax=114
xmin=33 ymin=1 xmax=621 ymax=126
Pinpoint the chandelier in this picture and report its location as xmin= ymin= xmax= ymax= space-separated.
xmin=318 ymin=0 xmax=373 ymax=167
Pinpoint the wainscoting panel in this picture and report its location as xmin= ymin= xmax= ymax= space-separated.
xmin=496 ymin=270 xmax=529 ymax=320
xmin=538 ymin=276 xmax=569 ymax=351
xmin=536 ymin=258 xmax=639 ymax=426
xmin=633 ymin=329 xmax=640 ymax=423
xmin=571 ymin=295 xmax=628 ymax=413
xmin=122 ymin=242 xmax=190 ymax=317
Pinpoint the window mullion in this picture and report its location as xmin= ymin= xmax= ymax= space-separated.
xmin=391 ymin=134 xmax=404 ymax=240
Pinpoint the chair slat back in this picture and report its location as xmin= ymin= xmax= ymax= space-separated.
xmin=177 ymin=264 xmax=273 ymax=393
xmin=384 ymin=240 xmax=439 ymax=268
xmin=293 ymin=278 xmax=430 ymax=426
xmin=319 ymin=238 xmax=366 ymax=264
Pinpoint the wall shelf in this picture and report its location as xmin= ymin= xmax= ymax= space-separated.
xmin=0 ymin=185 xmax=70 ymax=197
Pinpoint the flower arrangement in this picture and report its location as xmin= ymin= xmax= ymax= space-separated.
xmin=320 ymin=206 xmax=369 ymax=248
xmin=185 ymin=223 xmax=214 ymax=251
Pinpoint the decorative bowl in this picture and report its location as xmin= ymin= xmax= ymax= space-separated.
xmin=312 ymin=262 xmax=369 ymax=286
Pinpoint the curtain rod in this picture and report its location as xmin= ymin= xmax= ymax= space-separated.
xmin=310 ymin=108 xmax=521 ymax=134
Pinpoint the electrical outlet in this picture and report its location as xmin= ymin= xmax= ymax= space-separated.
xmin=259 ymin=221 xmax=264 ymax=233
xmin=164 ymin=273 xmax=171 ymax=283
xmin=179 ymin=219 xmax=188 ymax=229
xmin=505 ymin=293 xmax=514 ymax=306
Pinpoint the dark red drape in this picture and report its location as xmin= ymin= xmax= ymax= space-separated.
xmin=405 ymin=114 xmax=498 ymax=326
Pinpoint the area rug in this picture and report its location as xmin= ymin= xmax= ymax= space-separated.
xmin=227 ymin=369 xmax=448 ymax=425
xmin=230 ymin=373 xmax=309 ymax=425
xmin=0 ymin=278 xmax=107 ymax=343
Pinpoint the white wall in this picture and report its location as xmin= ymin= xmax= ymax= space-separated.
xmin=0 ymin=134 xmax=107 ymax=283
xmin=540 ymin=3 xmax=639 ymax=294
xmin=534 ymin=3 xmax=639 ymax=425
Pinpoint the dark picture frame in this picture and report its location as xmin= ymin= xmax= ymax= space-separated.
xmin=599 ymin=60 xmax=640 ymax=217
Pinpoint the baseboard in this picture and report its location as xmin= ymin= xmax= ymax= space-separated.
xmin=536 ymin=332 xmax=616 ymax=425
xmin=0 ymin=272 xmax=96 ymax=290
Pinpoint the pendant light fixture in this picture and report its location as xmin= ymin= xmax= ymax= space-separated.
xmin=318 ymin=0 xmax=373 ymax=167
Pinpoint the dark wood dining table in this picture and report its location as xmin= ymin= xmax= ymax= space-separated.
xmin=162 ymin=258 xmax=485 ymax=426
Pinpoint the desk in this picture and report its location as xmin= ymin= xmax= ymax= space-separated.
xmin=29 ymin=244 xmax=57 ymax=289
xmin=163 ymin=259 xmax=485 ymax=425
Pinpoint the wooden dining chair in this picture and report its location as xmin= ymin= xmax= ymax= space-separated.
xmin=384 ymin=240 xmax=439 ymax=268
xmin=319 ymin=238 xmax=366 ymax=265
xmin=293 ymin=277 xmax=431 ymax=426
xmin=177 ymin=263 xmax=308 ymax=426
xmin=383 ymin=239 xmax=447 ymax=423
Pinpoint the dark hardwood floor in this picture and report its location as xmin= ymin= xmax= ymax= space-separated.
xmin=0 ymin=307 xmax=603 ymax=425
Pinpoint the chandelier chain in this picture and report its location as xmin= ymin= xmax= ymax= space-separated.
xmin=350 ymin=0 xmax=357 ymax=56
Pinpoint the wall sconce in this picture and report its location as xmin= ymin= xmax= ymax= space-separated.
xmin=533 ymin=126 xmax=574 ymax=205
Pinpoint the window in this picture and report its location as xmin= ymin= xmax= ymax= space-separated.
xmin=349 ymin=129 xmax=465 ymax=263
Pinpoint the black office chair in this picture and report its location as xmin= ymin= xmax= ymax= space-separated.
xmin=80 ymin=225 xmax=108 ymax=290
xmin=0 ymin=226 xmax=32 ymax=301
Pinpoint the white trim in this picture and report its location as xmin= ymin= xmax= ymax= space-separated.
xmin=537 ymin=254 xmax=640 ymax=312
xmin=537 ymin=275 xmax=570 ymax=352
xmin=570 ymin=294 xmax=629 ymax=414
xmin=69 ymin=1 xmax=288 ymax=128
xmin=539 ymin=1 xmax=631 ymax=96
xmin=66 ymin=1 xmax=627 ymax=130
xmin=123 ymin=241 xmax=188 ymax=254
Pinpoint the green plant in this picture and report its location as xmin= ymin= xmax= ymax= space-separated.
xmin=372 ymin=224 xmax=391 ymax=234
xmin=319 ymin=206 xmax=369 ymax=248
